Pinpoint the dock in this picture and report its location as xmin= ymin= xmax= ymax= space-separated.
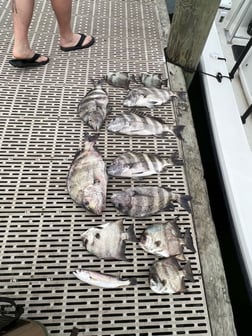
xmin=0 ymin=0 xmax=236 ymax=335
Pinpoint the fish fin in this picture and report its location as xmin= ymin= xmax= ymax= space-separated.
xmin=175 ymin=90 xmax=187 ymax=102
xmin=172 ymin=125 xmax=185 ymax=141
xmin=117 ymin=240 xmax=128 ymax=261
xmin=170 ymin=151 xmax=184 ymax=166
xmin=83 ymin=133 xmax=99 ymax=143
xmin=129 ymin=277 xmax=137 ymax=286
xmin=180 ymin=279 xmax=187 ymax=293
xmin=164 ymin=202 xmax=175 ymax=212
xmin=184 ymin=228 xmax=196 ymax=252
xmin=176 ymin=253 xmax=186 ymax=261
xmin=179 ymin=195 xmax=192 ymax=213
xmin=183 ymin=261 xmax=194 ymax=282
xmin=126 ymin=224 xmax=138 ymax=242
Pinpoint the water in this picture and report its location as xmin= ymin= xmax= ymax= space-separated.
xmin=188 ymin=72 xmax=252 ymax=336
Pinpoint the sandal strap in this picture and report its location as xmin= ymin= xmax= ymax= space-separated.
xmin=0 ymin=297 xmax=24 ymax=331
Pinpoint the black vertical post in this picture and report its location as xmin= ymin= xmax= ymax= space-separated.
xmin=229 ymin=37 xmax=252 ymax=79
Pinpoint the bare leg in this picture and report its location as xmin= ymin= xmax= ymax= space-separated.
xmin=11 ymin=0 xmax=48 ymax=62
xmin=50 ymin=0 xmax=94 ymax=48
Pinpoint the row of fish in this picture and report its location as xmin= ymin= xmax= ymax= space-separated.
xmin=104 ymin=71 xmax=168 ymax=89
xmin=78 ymin=77 xmax=185 ymax=131
xmin=73 ymin=217 xmax=195 ymax=293
xmin=67 ymin=134 xmax=191 ymax=216
xmin=70 ymin=72 xmax=194 ymax=294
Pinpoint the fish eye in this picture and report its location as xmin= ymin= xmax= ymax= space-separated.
xmin=154 ymin=240 xmax=161 ymax=247
xmin=95 ymin=233 xmax=100 ymax=239
xmin=83 ymin=200 xmax=89 ymax=206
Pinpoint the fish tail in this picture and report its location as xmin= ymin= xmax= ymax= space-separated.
xmin=175 ymin=91 xmax=187 ymax=101
xmin=171 ymin=151 xmax=184 ymax=166
xmin=183 ymin=261 xmax=194 ymax=282
xmin=179 ymin=194 xmax=192 ymax=213
xmin=172 ymin=125 xmax=185 ymax=140
xmin=130 ymin=74 xmax=138 ymax=83
xmin=184 ymin=228 xmax=196 ymax=252
xmin=129 ymin=277 xmax=137 ymax=286
xmin=84 ymin=133 xmax=99 ymax=143
xmin=127 ymin=224 xmax=138 ymax=242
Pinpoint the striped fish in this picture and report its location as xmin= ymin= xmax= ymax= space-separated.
xmin=78 ymin=80 xmax=109 ymax=131
xmin=149 ymin=258 xmax=194 ymax=294
xmin=67 ymin=134 xmax=108 ymax=215
xmin=136 ymin=72 xmax=168 ymax=88
xmin=111 ymin=186 xmax=192 ymax=217
xmin=103 ymin=71 xmax=136 ymax=89
xmin=107 ymin=111 xmax=184 ymax=139
xmin=107 ymin=151 xmax=183 ymax=178
xmin=123 ymin=86 xmax=182 ymax=108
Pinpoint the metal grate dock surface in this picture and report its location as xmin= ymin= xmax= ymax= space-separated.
xmin=0 ymin=0 xmax=212 ymax=335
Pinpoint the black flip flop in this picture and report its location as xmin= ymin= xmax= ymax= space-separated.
xmin=60 ymin=33 xmax=95 ymax=52
xmin=3 ymin=319 xmax=48 ymax=335
xmin=9 ymin=53 xmax=49 ymax=68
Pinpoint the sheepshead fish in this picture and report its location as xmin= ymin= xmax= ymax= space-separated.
xmin=123 ymin=86 xmax=184 ymax=108
xmin=139 ymin=218 xmax=196 ymax=259
xmin=137 ymin=72 xmax=168 ymax=88
xmin=103 ymin=71 xmax=135 ymax=89
xmin=107 ymin=111 xmax=184 ymax=139
xmin=107 ymin=151 xmax=183 ymax=178
xmin=81 ymin=219 xmax=137 ymax=261
xmin=74 ymin=269 xmax=137 ymax=288
xmin=67 ymin=135 xmax=107 ymax=215
xmin=149 ymin=257 xmax=194 ymax=294
xmin=78 ymin=80 xmax=109 ymax=130
xmin=111 ymin=186 xmax=192 ymax=217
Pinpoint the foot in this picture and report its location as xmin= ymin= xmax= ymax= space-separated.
xmin=60 ymin=33 xmax=95 ymax=51
xmin=12 ymin=49 xmax=49 ymax=64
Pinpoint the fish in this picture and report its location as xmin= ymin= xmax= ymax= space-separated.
xmin=107 ymin=111 xmax=184 ymax=139
xmin=103 ymin=71 xmax=135 ymax=89
xmin=136 ymin=72 xmax=168 ymax=88
xmin=123 ymin=86 xmax=184 ymax=108
xmin=107 ymin=151 xmax=183 ymax=178
xmin=78 ymin=80 xmax=109 ymax=130
xmin=67 ymin=134 xmax=107 ymax=215
xmin=139 ymin=218 xmax=196 ymax=259
xmin=149 ymin=257 xmax=194 ymax=294
xmin=111 ymin=186 xmax=192 ymax=217
xmin=81 ymin=218 xmax=138 ymax=261
xmin=73 ymin=269 xmax=137 ymax=288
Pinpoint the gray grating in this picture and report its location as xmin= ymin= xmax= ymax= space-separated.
xmin=0 ymin=0 xmax=212 ymax=335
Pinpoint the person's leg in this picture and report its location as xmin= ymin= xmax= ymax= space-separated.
xmin=11 ymin=0 xmax=48 ymax=62
xmin=50 ymin=0 xmax=94 ymax=49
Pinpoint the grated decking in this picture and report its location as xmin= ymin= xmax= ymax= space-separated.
xmin=0 ymin=0 xmax=212 ymax=335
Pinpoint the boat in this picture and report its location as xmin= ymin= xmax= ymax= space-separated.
xmin=200 ymin=0 xmax=252 ymax=299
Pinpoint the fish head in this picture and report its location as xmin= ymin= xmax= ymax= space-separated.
xmin=149 ymin=267 xmax=166 ymax=294
xmin=81 ymin=227 xmax=102 ymax=251
xmin=139 ymin=229 xmax=167 ymax=257
xmin=83 ymin=184 xmax=105 ymax=215
xmin=123 ymin=89 xmax=140 ymax=107
xmin=107 ymin=158 xmax=129 ymax=176
xmin=111 ymin=191 xmax=132 ymax=214
xmin=86 ymin=112 xmax=103 ymax=131
xmin=107 ymin=117 xmax=126 ymax=132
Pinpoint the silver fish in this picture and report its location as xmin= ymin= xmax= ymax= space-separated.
xmin=149 ymin=257 xmax=194 ymax=294
xmin=78 ymin=80 xmax=109 ymax=130
xmin=81 ymin=219 xmax=137 ymax=261
xmin=139 ymin=218 xmax=196 ymax=259
xmin=107 ymin=111 xmax=184 ymax=139
xmin=107 ymin=151 xmax=183 ymax=178
xmin=103 ymin=71 xmax=135 ymax=89
xmin=111 ymin=186 xmax=192 ymax=217
xmin=74 ymin=269 xmax=137 ymax=288
xmin=123 ymin=86 xmax=181 ymax=108
xmin=137 ymin=72 xmax=168 ymax=88
xmin=67 ymin=135 xmax=107 ymax=215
